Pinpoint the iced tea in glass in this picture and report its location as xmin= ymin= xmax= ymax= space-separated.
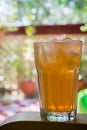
xmin=34 ymin=38 xmax=82 ymax=122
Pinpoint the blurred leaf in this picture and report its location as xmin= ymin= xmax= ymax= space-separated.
xmin=25 ymin=26 xmax=36 ymax=36
xmin=80 ymin=24 xmax=87 ymax=32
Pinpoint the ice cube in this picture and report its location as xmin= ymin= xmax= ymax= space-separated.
xmin=37 ymin=42 xmax=57 ymax=66
xmin=65 ymin=41 xmax=81 ymax=56
xmin=42 ymin=43 xmax=57 ymax=64
xmin=54 ymin=35 xmax=71 ymax=42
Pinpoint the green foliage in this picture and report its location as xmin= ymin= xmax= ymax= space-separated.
xmin=0 ymin=0 xmax=87 ymax=26
xmin=25 ymin=26 xmax=36 ymax=36
xmin=80 ymin=24 xmax=87 ymax=32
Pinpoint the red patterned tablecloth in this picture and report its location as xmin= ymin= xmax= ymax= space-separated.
xmin=0 ymin=98 xmax=40 ymax=123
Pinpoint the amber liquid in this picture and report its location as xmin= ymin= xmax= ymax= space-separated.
xmin=34 ymin=42 xmax=82 ymax=113
xmin=37 ymin=67 xmax=78 ymax=112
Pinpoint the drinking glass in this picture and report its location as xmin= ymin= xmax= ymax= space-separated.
xmin=34 ymin=38 xmax=82 ymax=122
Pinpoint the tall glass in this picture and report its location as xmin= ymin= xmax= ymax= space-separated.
xmin=34 ymin=38 xmax=82 ymax=122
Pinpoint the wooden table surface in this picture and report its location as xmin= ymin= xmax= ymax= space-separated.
xmin=0 ymin=112 xmax=87 ymax=130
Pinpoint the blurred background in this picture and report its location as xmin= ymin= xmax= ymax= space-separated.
xmin=0 ymin=0 xmax=87 ymax=122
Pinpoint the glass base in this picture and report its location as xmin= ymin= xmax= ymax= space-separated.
xmin=40 ymin=109 xmax=76 ymax=122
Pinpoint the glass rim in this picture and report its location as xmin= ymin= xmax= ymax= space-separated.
xmin=34 ymin=39 xmax=83 ymax=44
